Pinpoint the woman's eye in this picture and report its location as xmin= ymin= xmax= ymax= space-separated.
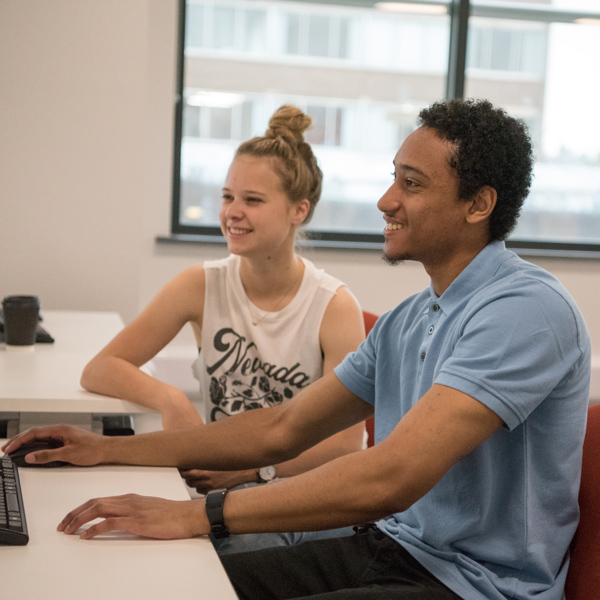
xmin=390 ymin=171 xmax=396 ymax=180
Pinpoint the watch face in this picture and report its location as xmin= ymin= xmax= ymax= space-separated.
xmin=259 ymin=465 xmax=276 ymax=482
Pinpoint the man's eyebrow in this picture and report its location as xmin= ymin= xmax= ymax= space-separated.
xmin=394 ymin=162 xmax=431 ymax=180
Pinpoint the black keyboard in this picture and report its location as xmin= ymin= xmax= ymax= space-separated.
xmin=0 ymin=456 xmax=29 ymax=545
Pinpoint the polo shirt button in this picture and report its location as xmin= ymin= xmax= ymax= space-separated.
xmin=428 ymin=326 xmax=434 ymax=335
xmin=421 ymin=352 xmax=426 ymax=360
xmin=433 ymin=304 xmax=440 ymax=312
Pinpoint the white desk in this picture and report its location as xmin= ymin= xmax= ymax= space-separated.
xmin=0 ymin=457 xmax=236 ymax=599
xmin=0 ymin=310 xmax=156 ymax=433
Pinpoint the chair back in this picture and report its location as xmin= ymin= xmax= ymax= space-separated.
xmin=564 ymin=403 xmax=600 ymax=599
xmin=362 ymin=311 xmax=378 ymax=448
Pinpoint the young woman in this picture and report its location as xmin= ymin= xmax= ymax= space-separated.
xmin=80 ymin=105 xmax=366 ymax=553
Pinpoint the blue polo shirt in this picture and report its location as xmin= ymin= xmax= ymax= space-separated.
xmin=335 ymin=241 xmax=591 ymax=600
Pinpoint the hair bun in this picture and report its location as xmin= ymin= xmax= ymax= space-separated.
xmin=235 ymin=104 xmax=322 ymax=225
xmin=265 ymin=105 xmax=312 ymax=142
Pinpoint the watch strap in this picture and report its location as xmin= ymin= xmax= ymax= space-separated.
xmin=205 ymin=488 xmax=230 ymax=538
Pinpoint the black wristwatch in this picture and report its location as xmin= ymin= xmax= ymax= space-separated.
xmin=205 ymin=488 xmax=230 ymax=539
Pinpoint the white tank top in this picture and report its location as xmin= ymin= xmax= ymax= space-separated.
xmin=192 ymin=254 xmax=346 ymax=423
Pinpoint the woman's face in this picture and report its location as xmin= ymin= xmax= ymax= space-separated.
xmin=219 ymin=155 xmax=308 ymax=258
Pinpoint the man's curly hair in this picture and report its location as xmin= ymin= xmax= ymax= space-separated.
xmin=418 ymin=99 xmax=533 ymax=242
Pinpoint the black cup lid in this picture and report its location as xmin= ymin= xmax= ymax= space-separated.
xmin=2 ymin=295 xmax=40 ymax=306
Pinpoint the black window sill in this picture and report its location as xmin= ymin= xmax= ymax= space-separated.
xmin=157 ymin=234 xmax=600 ymax=259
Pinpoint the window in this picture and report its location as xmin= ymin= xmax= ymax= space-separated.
xmin=285 ymin=12 xmax=351 ymax=59
xmin=465 ymin=1 xmax=600 ymax=253
xmin=172 ymin=0 xmax=600 ymax=255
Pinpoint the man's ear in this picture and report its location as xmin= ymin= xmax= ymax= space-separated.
xmin=292 ymin=198 xmax=311 ymax=225
xmin=466 ymin=186 xmax=497 ymax=225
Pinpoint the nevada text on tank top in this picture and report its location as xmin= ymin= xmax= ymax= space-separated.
xmin=192 ymin=254 xmax=345 ymax=422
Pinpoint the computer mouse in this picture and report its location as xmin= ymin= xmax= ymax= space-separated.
xmin=8 ymin=438 xmax=68 ymax=468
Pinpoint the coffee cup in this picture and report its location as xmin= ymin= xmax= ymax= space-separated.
xmin=2 ymin=295 xmax=40 ymax=351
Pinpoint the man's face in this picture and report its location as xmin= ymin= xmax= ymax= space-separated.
xmin=376 ymin=126 xmax=467 ymax=268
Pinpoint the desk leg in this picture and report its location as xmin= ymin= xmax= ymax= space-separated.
xmin=18 ymin=412 xmax=93 ymax=433
xmin=0 ymin=413 xmax=19 ymax=438
xmin=133 ymin=412 xmax=163 ymax=434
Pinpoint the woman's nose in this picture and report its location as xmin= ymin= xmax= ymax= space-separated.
xmin=224 ymin=198 xmax=243 ymax=218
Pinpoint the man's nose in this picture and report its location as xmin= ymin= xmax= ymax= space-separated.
xmin=377 ymin=183 xmax=399 ymax=214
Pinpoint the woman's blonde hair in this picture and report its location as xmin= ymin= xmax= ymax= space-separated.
xmin=235 ymin=105 xmax=322 ymax=224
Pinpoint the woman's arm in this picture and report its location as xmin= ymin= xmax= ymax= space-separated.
xmin=80 ymin=265 xmax=206 ymax=430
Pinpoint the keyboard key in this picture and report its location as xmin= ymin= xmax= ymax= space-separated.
xmin=6 ymin=492 xmax=18 ymax=513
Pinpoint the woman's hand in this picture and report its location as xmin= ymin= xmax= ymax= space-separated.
xmin=58 ymin=494 xmax=208 ymax=539
xmin=180 ymin=468 xmax=257 ymax=494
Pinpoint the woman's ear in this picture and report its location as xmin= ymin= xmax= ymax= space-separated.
xmin=292 ymin=198 xmax=311 ymax=225
xmin=466 ymin=186 xmax=497 ymax=225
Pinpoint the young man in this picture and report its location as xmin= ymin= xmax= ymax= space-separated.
xmin=4 ymin=99 xmax=591 ymax=600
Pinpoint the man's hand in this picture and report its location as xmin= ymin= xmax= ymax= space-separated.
xmin=57 ymin=494 xmax=208 ymax=539
xmin=180 ymin=468 xmax=256 ymax=494
xmin=1 ymin=425 xmax=108 ymax=466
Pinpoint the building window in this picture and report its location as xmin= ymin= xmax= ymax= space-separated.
xmin=172 ymin=0 xmax=600 ymax=255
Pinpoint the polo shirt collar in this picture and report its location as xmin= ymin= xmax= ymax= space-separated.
xmin=428 ymin=241 xmax=511 ymax=313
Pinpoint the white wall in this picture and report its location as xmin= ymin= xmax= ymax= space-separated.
xmin=1 ymin=0 xmax=598 ymax=400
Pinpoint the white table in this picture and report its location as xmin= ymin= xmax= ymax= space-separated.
xmin=0 ymin=310 xmax=156 ymax=433
xmin=0 ymin=457 xmax=237 ymax=599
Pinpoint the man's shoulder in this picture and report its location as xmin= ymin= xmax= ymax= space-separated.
xmin=469 ymin=256 xmax=590 ymax=357
xmin=491 ymin=256 xmax=580 ymax=312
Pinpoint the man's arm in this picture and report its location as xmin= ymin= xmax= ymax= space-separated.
xmin=46 ymin=382 xmax=502 ymax=540
xmin=2 ymin=372 xmax=371 ymax=470
xmin=267 ymin=286 xmax=367 ymax=478
xmin=216 ymin=383 xmax=504 ymax=535
xmin=181 ymin=286 xmax=367 ymax=492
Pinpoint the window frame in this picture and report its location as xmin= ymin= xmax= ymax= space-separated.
xmin=169 ymin=0 xmax=600 ymax=258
